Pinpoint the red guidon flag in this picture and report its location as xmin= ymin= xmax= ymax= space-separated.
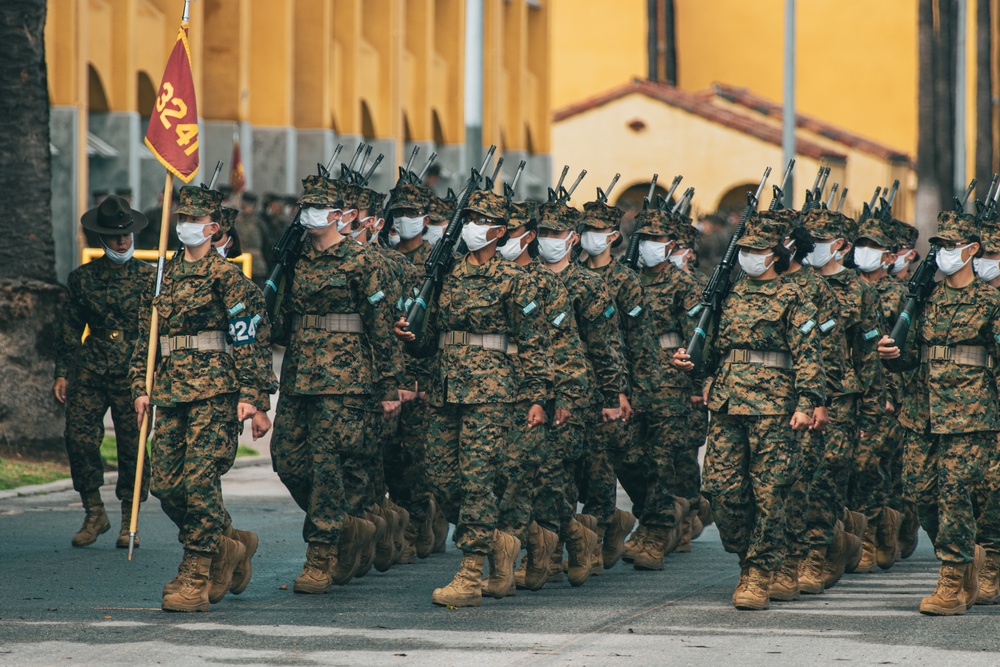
xmin=144 ymin=22 xmax=199 ymax=182
xmin=230 ymin=133 xmax=246 ymax=194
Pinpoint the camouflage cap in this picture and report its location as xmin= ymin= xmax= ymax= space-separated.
xmin=634 ymin=209 xmax=674 ymax=238
xmin=428 ymin=194 xmax=455 ymax=223
xmin=930 ymin=210 xmax=979 ymax=245
xmin=175 ymin=186 xmax=224 ymax=217
xmin=978 ymin=218 xmax=1000 ymax=253
xmin=887 ymin=218 xmax=919 ymax=249
xmin=388 ymin=183 xmax=430 ymax=212
xmin=801 ymin=208 xmax=849 ymax=240
xmin=854 ymin=217 xmax=893 ymax=249
xmin=218 ymin=206 xmax=238 ymax=234
xmin=356 ymin=187 xmax=385 ymax=213
xmin=508 ymin=201 xmax=537 ymax=231
xmin=671 ymin=216 xmax=698 ymax=247
xmin=537 ymin=202 xmax=581 ymax=231
xmin=463 ymin=189 xmax=509 ymax=221
xmin=339 ymin=182 xmax=362 ymax=210
xmin=297 ymin=175 xmax=344 ymax=208
xmin=770 ymin=208 xmax=803 ymax=230
xmin=737 ymin=211 xmax=789 ymax=250
xmin=580 ymin=200 xmax=624 ymax=231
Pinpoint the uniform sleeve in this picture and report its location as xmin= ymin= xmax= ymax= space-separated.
xmin=619 ymin=274 xmax=661 ymax=410
xmin=786 ymin=297 xmax=826 ymax=414
xmin=215 ymin=265 xmax=273 ymax=407
xmin=581 ymin=280 xmax=628 ymax=408
xmin=855 ymin=285 xmax=887 ymax=432
xmin=509 ymin=272 xmax=553 ymax=406
xmin=243 ymin=285 xmax=277 ymax=411
xmin=358 ymin=257 xmax=406 ymax=401
xmin=128 ymin=282 xmax=155 ymax=401
xmin=548 ymin=281 xmax=590 ymax=410
xmin=54 ymin=272 xmax=85 ymax=379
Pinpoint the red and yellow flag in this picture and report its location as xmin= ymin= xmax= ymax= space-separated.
xmin=144 ymin=23 xmax=199 ymax=183
xmin=230 ymin=133 xmax=246 ymax=194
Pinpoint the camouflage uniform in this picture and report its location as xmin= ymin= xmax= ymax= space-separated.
xmin=270 ymin=176 xmax=403 ymax=546
xmin=128 ymin=187 xmax=273 ymax=558
xmin=891 ymin=212 xmax=1000 ymax=565
xmin=974 ymin=220 xmax=1000 ymax=565
xmin=578 ymin=200 xmax=661 ymax=534
xmin=56 ymin=250 xmax=155 ymax=506
xmin=701 ymin=214 xmax=826 ymax=572
xmin=235 ymin=205 xmax=267 ymax=286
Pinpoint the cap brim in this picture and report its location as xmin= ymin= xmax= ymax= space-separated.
xmin=80 ymin=207 xmax=149 ymax=233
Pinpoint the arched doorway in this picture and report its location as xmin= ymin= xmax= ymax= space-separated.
xmin=716 ymin=183 xmax=758 ymax=222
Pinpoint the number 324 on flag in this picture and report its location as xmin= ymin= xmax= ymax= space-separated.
xmin=144 ymin=24 xmax=200 ymax=183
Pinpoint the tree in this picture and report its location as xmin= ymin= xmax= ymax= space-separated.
xmin=974 ymin=0 xmax=994 ymax=201
xmin=0 ymin=0 xmax=66 ymax=459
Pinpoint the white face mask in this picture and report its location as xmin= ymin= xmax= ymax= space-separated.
xmin=176 ymin=221 xmax=212 ymax=247
xmin=580 ymin=231 xmax=615 ymax=257
xmin=638 ymin=240 xmax=670 ymax=268
xmin=388 ymin=231 xmax=401 ymax=248
xmin=425 ymin=225 xmax=446 ymax=248
xmin=937 ymin=244 xmax=973 ymax=276
xmin=854 ymin=246 xmax=887 ymax=273
xmin=395 ymin=215 xmax=426 ymax=240
xmin=804 ymin=240 xmax=838 ymax=267
xmin=975 ymin=257 xmax=1000 ymax=282
xmin=300 ymin=207 xmax=337 ymax=230
xmin=892 ymin=252 xmax=910 ymax=274
xmin=350 ymin=227 xmax=366 ymax=243
xmin=102 ymin=234 xmax=135 ymax=264
xmin=337 ymin=209 xmax=356 ymax=233
xmin=668 ymin=247 xmax=691 ymax=270
xmin=738 ymin=249 xmax=774 ymax=278
xmin=215 ymin=244 xmax=228 ymax=258
xmin=461 ymin=223 xmax=500 ymax=252
xmin=499 ymin=234 xmax=528 ymax=261
xmin=538 ymin=236 xmax=573 ymax=263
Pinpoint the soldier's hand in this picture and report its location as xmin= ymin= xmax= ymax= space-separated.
xmin=528 ymin=403 xmax=546 ymax=428
xmin=877 ymin=335 xmax=899 ymax=359
xmin=690 ymin=395 xmax=704 ymax=408
xmin=619 ymin=394 xmax=633 ymax=422
xmin=393 ymin=318 xmax=416 ymax=342
xmin=382 ymin=400 xmax=401 ymax=420
xmin=237 ymin=402 xmax=257 ymax=421
xmin=53 ymin=377 xmax=67 ymax=404
xmin=601 ymin=407 xmax=622 ymax=423
xmin=554 ymin=408 xmax=571 ymax=426
xmin=789 ymin=411 xmax=811 ymax=431
xmin=134 ymin=396 xmax=151 ymax=427
xmin=251 ymin=411 xmax=272 ymax=440
xmin=672 ymin=348 xmax=695 ymax=372
xmin=885 ymin=400 xmax=895 ymax=414
xmin=398 ymin=389 xmax=418 ymax=403
xmin=810 ymin=406 xmax=829 ymax=431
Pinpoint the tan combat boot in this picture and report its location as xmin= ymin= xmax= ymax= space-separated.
xmin=899 ymin=503 xmax=920 ymax=559
xmin=415 ymin=497 xmax=436 ymax=559
xmin=514 ymin=555 xmax=528 ymax=590
xmin=854 ymin=523 xmax=878 ymax=574
xmin=225 ymin=526 xmax=259 ymax=595
xmin=602 ymin=509 xmax=635 ymax=570
xmin=732 ymin=566 xmax=750 ymax=605
xmin=668 ymin=498 xmax=691 ymax=555
xmin=432 ymin=503 xmax=449 ymax=553
xmin=962 ymin=545 xmax=985 ymax=607
xmin=919 ymin=563 xmax=967 ymax=616
xmin=400 ymin=518 xmax=420 ymax=565
xmin=565 ymin=517 xmax=598 ymax=587
xmin=798 ymin=548 xmax=827 ymax=595
xmin=843 ymin=508 xmax=868 ymax=539
xmin=353 ymin=511 xmax=384 ymax=578
xmin=575 ymin=514 xmax=603 ymax=575
xmin=71 ymin=491 xmax=110 ymax=547
xmin=547 ymin=541 xmax=565 ymax=584
xmin=676 ymin=515 xmax=693 ymax=554
xmin=842 ymin=528 xmax=864 ymax=578
xmin=697 ymin=496 xmax=714 ymax=528
xmin=293 ymin=542 xmax=334 ymax=594
xmin=633 ymin=526 xmax=670 ymax=571
xmin=524 ymin=521 xmax=559 ymax=591
xmin=388 ymin=500 xmax=410 ymax=564
xmin=432 ymin=552 xmax=486 ymax=607
xmin=372 ymin=505 xmax=397 ymax=573
xmin=331 ymin=515 xmax=376 ymax=585
xmin=822 ymin=521 xmax=852 ymax=589
xmin=690 ymin=512 xmax=705 ymax=541
xmin=876 ymin=507 xmax=902 ymax=570
xmin=163 ymin=557 xmax=195 ymax=596
xmin=622 ymin=525 xmax=646 ymax=563
xmin=769 ymin=558 xmax=801 ymax=602
xmin=975 ymin=550 xmax=1000 ymax=605
xmin=482 ymin=530 xmax=521 ymax=598
xmin=115 ymin=501 xmax=136 ymax=549
xmin=208 ymin=536 xmax=246 ymax=603
xmin=162 ymin=552 xmax=212 ymax=612
xmin=733 ymin=566 xmax=771 ymax=611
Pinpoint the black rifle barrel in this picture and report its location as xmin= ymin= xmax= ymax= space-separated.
xmin=598 ymin=173 xmax=621 ymax=203
xmin=207 ymin=161 xmax=224 ymax=190
xmin=563 ymin=170 xmax=587 ymax=202
xmin=836 ymin=187 xmax=848 ymax=213
xmin=324 ymin=144 xmax=345 ymax=175
xmin=361 ymin=154 xmax=384 ymax=187
xmin=417 ymin=152 xmax=438 ymax=182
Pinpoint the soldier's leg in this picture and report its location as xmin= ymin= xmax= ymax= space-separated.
xmin=109 ymin=386 xmax=149 ymax=503
xmin=639 ymin=412 xmax=682 ymax=532
xmin=808 ymin=396 xmax=854 ymax=551
xmin=452 ymin=403 xmax=509 ymax=555
xmin=270 ymin=394 xmax=314 ymax=513
xmin=933 ymin=432 xmax=988 ymax=565
xmin=744 ymin=416 xmax=798 ymax=574
xmin=424 ymin=403 xmax=462 ymax=525
xmin=150 ymin=404 xmax=191 ymax=535
xmin=784 ymin=429 xmax=822 ymax=561
xmin=702 ymin=412 xmax=753 ymax=562
xmin=64 ymin=379 xmax=111 ymax=498
xmin=901 ymin=426 xmax=940 ymax=547
xmin=617 ymin=415 xmax=650 ymax=517
xmin=496 ymin=400 xmax=546 ymax=542
xmin=532 ymin=422 xmax=573 ymax=536
xmin=581 ymin=420 xmax=629 ymax=534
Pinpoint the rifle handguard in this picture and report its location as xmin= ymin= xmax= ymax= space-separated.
xmin=882 ymin=300 xmax=915 ymax=373
xmin=683 ymin=307 xmax=713 ymax=373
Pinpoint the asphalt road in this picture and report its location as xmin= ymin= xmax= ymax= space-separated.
xmin=2 ymin=464 xmax=999 ymax=667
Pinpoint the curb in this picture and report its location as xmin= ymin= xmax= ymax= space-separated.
xmin=0 ymin=454 xmax=272 ymax=502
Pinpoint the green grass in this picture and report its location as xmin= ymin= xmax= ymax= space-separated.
xmin=100 ymin=436 xmax=258 ymax=464
xmin=0 ymin=458 xmax=70 ymax=491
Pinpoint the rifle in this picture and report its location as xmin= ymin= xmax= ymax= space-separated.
xmin=802 ymin=166 xmax=828 ymax=211
xmin=883 ymin=181 xmax=975 ymax=373
xmin=403 ymin=146 xmax=497 ymax=352
xmin=417 ymin=151 xmax=439 ymax=183
xmin=596 ymin=173 xmax=621 ymax=204
xmin=671 ymin=187 xmax=695 ymax=216
xmin=548 ymin=165 xmax=570 ymax=202
xmin=768 ymin=159 xmax=795 ymax=212
xmin=858 ymin=186 xmax=881 ymax=225
xmin=876 ymin=179 xmax=900 ymax=222
xmin=683 ymin=167 xmax=771 ymax=373
xmin=824 ymin=183 xmax=839 ymax=210
xmin=623 ymin=174 xmax=671 ymax=270
xmin=318 ymin=144 xmax=345 ymax=179
xmin=836 ymin=187 xmax=848 ymax=213
xmin=976 ymin=174 xmax=1000 ymax=223
xmin=553 ymin=169 xmax=587 ymax=204
xmin=503 ymin=160 xmax=527 ymax=200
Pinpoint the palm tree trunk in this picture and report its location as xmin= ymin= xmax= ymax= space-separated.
xmin=975 ymin=0 xmax=994 ymax=201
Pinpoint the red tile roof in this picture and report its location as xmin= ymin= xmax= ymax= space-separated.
xmin=710 ymin=83 xmax=913 ymax=166
xmin=553 ymin=79 xmax=845 ymax=161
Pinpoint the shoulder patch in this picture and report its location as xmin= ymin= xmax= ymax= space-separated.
xmin=522 ymin=301 xmax=538 ymax=315
xmin=628 ymin=306 xmax=643 ymax=318
xmin=227 ymin=302 xmax=246 ymax=317
xmin=603 ymin=305 xmax=616 ymax=319
xmin=863 ymin=328 xmax=880 ymax=341
xmin=228 ymin=316 xmax=257 ymax=346
xmin=798 ymin=319 xmax=816 ymax=334
xmin=368 ymin=290 xmax=385 ymax=304
xmin=688 ymin=304 xmax=703 ymax=318
xmin=553 ymin=312 xmax=567 ymax=326
xmin=404 ymin=297 xmax=414 ymax=311
xmin=819 ymin=319 xmax=837 ymax=333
